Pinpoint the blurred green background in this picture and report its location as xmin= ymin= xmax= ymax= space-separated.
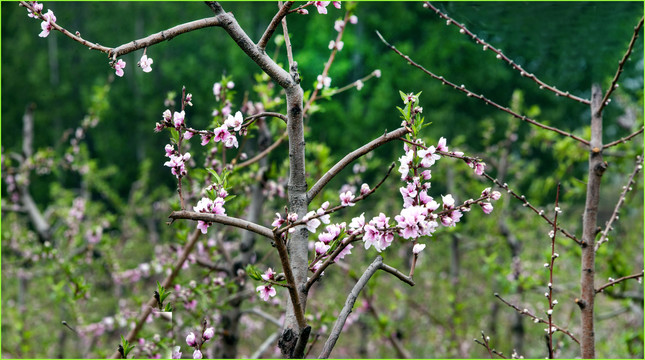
xmin=2 ymin=2 xmax=643 ymax=358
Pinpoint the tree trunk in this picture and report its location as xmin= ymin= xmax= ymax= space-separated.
xmin=579 ymin=84 xmax=606 ymax=358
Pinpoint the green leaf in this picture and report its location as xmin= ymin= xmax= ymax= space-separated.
xmin=246 ymin=264 xmax=263 ymax=281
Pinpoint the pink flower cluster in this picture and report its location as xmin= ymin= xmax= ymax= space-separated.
xmin=26 ymin=2 xmax=56 ymax=38
xmin=193 ymin=196 xmax=227 ymax=234
xmin=163 ymin=144 xmax=191 ymax=179
xmin=185 ymin=326 xmax=215 ymax=359
xmin=256 ymin=268 xmax=277 ymax=301
xmin=199 ymin=111 xmax=242 ymax=148
xmin=312 ymin=1 xmax=341 ymax=15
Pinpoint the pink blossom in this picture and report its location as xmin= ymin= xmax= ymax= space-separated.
xmin=491 ymin=191 xmax=502 ymax=201
xmin=340 ymin=191 xmax=355 ymax=207
xmin=328 ymin=40 xmax=344 ymax=51
xmin=184 ymin=299 xmax=197 ymax=311
xmin=441 ymin=194 xmax=455 ymax=208
xmin=114 ymin=59 xmax=126 ymax=77
xmin=356 ymin=80 xmax=364 ymax=90
xmin=200 ymin=134 xmax=211 ymax=146
xmin=223 ymin=133 xmax=239 ymax=148
xmin=193 ymin=349 xmax=203 ymax=359
xmin=173 ymin=111 xmax=185 ymax=130
xmin=226 ymin=81 xmax=235 ymax=89
xmin=333 ymin=1 xmax=341 ymax=9
xmin=334 ymin=242 xmax=353 ymax=261
xmin=272 ymin=213 xmax=285 ymax=227
xmin=413 ymin=243 xmax=426 ymax=254
xmin=203 ymin=327 xmax=215 ymax=340
xmin=185 ymin=93 xmax=193 ymax=106
xmin=27 ymin=2 xmax=43 ymax=18
xmin=334 ymin=20 xmax=344 ymax=32
xmin=313 ymin=1 xmax=330 ymax=14
xmin=172 ymin=347 xmax=182 ymax=359
xmin=213 ymin=125 xmax=230 ymax=142
xmin=213 ymin=82 xmax=222 ymax=100
xmin=315 ymin=241 xmax=330 ymax=255
xmin=304 ymin=211 xmax=321 ymax=233
xmin=138 ymin=54 xmax=153 ymax=72
xmin=418 ymin=146 xmax=441 ymax=167
xmin=349 ymin=15 xmax=358 ymax=24
xmin=316 ymin=75 xmax=331 ymax=89
xmin=261 ymin=268 xmax=276 ymax=281
xmin=374 ymin=69 xmax=382 ymax=78
xmin=164 ymin=153 xmax=191 ymax=178
xmin=395 ymin=206 xmax=430 ymax=239
xmin=164 ymin=144 xmax=174 ymax=157
xmin=186 ymin=332 xmax=197 ymax=347
xmin=480 ymin=202 xmax=494 ymax=214
xmin=436 ymin=137 xmax=449 ymax=152
xmin=298 ymin=8 xmax=309 ymax=15
xmin=363 ymin=224 xmax=382 ymax=251
xmin=360 ymin=183 xmax=370 ymax=195
xmin=38 ymin=10 xmax=56 ymax=38
xmin=348 ymin=213 xmax=365 ymax=234
xmin=287 ymin=213 xmax=298 ymax=222
xmin=318 ymin=231 xmax=335 ymax=244
xmin=224 ymin=111 xmax=244 ymax=131
xmin=256 ymin=285 xmax=277 ymax=301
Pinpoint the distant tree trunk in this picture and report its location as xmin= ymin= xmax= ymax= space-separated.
xmin=216 ymin=118 xmax=272 ymax=358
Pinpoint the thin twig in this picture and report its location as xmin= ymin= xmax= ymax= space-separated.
xmin=595 ymin=270 xmax=644 ymax=294
xmin=603 ymin=126 xmax=644 ymax=149
xmin=597 ymin=17 xmax=644 ymax=116
xmin=307 ymin=127 xmax=410 ymax=202
xmin=303 ymin=9 xmax=352 ymax=115
xmin=481 ymin=173 xmax=582 ymax=245
xmin=474 ymin=331 xmax=507 ymax=359
xmin=21 ymin=1 xmax=223 ymax=58
xmin=494 ymin=293 xmax=580 ymax=345
xmin=257 ymin=1 xmax=294 ymax=52
xmin=376 ymin=30 xmax=591 ymax=146
xmin=305 ymin=235 xmax=359 ymax=291
xmin=423 ymin=2 xmax=591 ymax=105
xmin=595 ymin=152 xmax=643 ymax=252
xmin=546 ymin=184 xmax=561 ymax=359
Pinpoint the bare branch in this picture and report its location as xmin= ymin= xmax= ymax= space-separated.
xmin=168 ymin=210 xmax=274 ymax=239
xmin=376 ymin=30 xmax=591 ymax=146
xmin=423 ymin=2 xmax=591 ymax=105
xmin=319 ymin=256 xmax=383 ymax=359
xmin=595 ymin=270 xmax=644 ymax=294
xmin=206 ymin=2 xmax=293 ymax=88
xmin=307 ymin=127 xmax=410 ymax=202
xmin=21 ymin=1 xmax=223 ymax=58
xmin=603 ymin=126 xmax=644 ymax=149
xmin=474 ymin=331 xmax=507 ymax=359
xmin=494 ymin=293 xmax=580 ymax=345
xmin=595 ymin=152 xmax=643 ymax=252
xmin=110 ymin=17 xmax=223 ymax=58
xmin=257 ymin=1 xmax=294 ymax=52
xmin=380 ymin=262 xmax=415 ymax=286
xmin=597 ymin=17 xmax=644 ymax=116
